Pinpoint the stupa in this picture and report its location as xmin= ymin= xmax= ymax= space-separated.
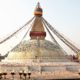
xmin=0 ymin=2 xmax=80 ymax=80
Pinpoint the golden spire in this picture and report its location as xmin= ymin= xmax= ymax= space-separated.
xmin=34 ymin=2 xmax=43 ymax=17
xmin=30 ymin=2 xmax=46 ymax=40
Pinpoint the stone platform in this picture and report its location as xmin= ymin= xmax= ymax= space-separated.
xmin=0 ymin=61 xmax=80 ymax=80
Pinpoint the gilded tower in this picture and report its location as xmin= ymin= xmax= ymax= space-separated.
xmin=30 ymin=2 xmax=46 ymax=40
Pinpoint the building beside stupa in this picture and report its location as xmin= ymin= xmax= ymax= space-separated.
xmin=0 ymin=2 xmax=80 ymax=80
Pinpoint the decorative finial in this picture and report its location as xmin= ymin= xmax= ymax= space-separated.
xmin=34 ymin=2 xmax=43 ymax=17
xmin=37 ymin=2 xmax=40 ymax=8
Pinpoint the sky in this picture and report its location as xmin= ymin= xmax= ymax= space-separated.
xmin=0 ymin=0 xmax=80 ymax=55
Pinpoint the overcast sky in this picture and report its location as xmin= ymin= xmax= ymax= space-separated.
xmin=0 ymin=0 xmax=80 ymax=55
